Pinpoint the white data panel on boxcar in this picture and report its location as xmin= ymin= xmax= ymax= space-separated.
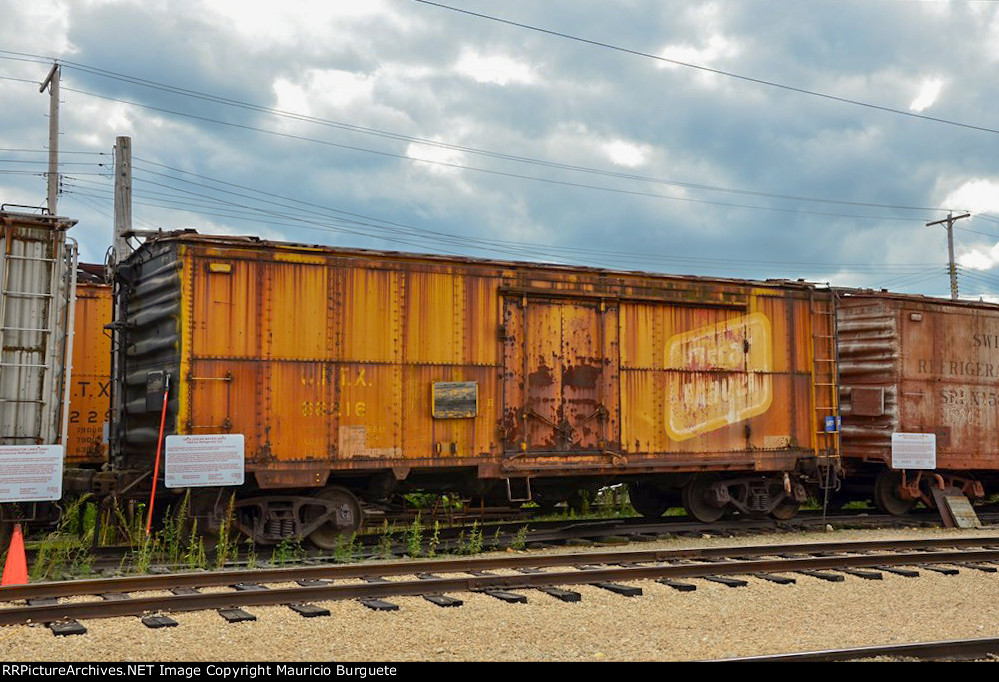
xmin=891 ymin=432 xmax=937 ymax=470
xmin=0 ymin=445 xmax=64 ymax=502
xmin=165 ymin=434 xmax=245 ymax=488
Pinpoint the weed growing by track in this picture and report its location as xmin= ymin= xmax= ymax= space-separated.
xmin=332 ymin=532 xmax=360 ymax=562
xmin=270 ymin=537 xmax=305 ymax=566
xmin=214 ymin=494 xmax=238 ymax=570
xmin=427 ymin=521 xmax=441 ymax=557
xmin=377 ymin=520 xmax=396 ymax=559
xmin=406 ymin=515 xmax=424 ymax=557
xmin=30 ymin=496 xmax=96 ymax=581
xmin=510 ymin=525 xmax=529 ymax=550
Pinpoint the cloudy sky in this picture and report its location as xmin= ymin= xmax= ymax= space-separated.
xmin=2 ymin=0 xmax=999 ymax=297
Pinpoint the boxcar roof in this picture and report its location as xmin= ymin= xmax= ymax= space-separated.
xmin=136 ymin=229 xmax=829 ymax=293
xmin=836 ymin=287 xmax=999 ymax=313
xmin=0 ymin=207 xmax=78 ymax=230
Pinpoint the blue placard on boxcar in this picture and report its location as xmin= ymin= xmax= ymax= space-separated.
xmin=824 ymin=416 xmax=841 ymax=432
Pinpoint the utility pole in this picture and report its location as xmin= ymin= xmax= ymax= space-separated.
xmin=113 ymin=136 xmax=133 ymax=264
xmin=39 ymin=62 xmax=60 ymax=215
xmin=927 ymin=211 xmax=970 ymax=300
xmin=109 ymin=135 xmax=132 ymax=471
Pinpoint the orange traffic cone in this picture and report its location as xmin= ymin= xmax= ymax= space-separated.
xmin=1 ymin=524 xmax=28 ymax=586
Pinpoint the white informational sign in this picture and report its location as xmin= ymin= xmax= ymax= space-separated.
xmin=0 ymin=445 xmax=64 ymax=502
xmin=165 ymin=434 xmax=245 ymax=488
xmin=891 ymin=432 xmax=937 ymax=470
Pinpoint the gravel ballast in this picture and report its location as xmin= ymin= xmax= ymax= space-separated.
xmin=3 ymin=526 xmax=999 ymax=662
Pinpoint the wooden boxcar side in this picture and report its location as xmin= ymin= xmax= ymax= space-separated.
xmin=839 ymin=292 xmax=999 ymax=512
xmin=116 ymin=233 xmax=840 ymax=542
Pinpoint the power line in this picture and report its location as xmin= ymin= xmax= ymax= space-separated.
xmin=130 ymin=160 xmax=933 ymax=268
xmin=51 ymin=85 xmax=936 ymax=224
xmin=62 ymin=163 xmax=946 ymax=277
xmin=409 ymin=0 xmax=999 ymax=135
xmin=0 ymin=56 xmax=970 ymax=217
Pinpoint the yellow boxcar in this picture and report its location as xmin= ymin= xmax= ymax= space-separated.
xmin=65 ymin=280 xmax=112 ymax=466
xmin=115 ymin=233 xmax=839 ymax=544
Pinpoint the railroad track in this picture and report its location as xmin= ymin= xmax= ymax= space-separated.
xmin=27 ymin=506 xmax=993 ymax=574
xmin=5 ymin=535 xmax=999 ymax=635
xmin=710 ymin=637 xmax=999 ymax=662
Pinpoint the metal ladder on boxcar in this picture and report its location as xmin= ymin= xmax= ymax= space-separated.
xmin=0 ymin=233 xmax=63 ymax=444
xmin=808 ymin=289 xmax=841 ymax=494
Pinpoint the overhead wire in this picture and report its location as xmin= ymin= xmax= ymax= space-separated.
xmin=409 ymin=1 xmax=999 ymax=135
xmin=0 ymin=55 xmax=969 ymax=220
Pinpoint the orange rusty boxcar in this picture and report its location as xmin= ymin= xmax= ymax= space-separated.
xmin=114 ymin=232 xmax=840 ymax=545
xmin=65 ymin=277 xmax=112 ymax=466
xmin=838 ymin=291 xmax=999 ymax=513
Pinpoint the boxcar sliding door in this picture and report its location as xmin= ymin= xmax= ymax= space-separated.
xmin=501 ymin=294 xmax=620 ymax=458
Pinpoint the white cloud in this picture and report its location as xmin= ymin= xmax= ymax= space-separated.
xmin=272 ymin=79 xmax=312 ymax=117
xmin=942 ymin=178 xmax=999 ymax=215
xmin=909 ymin=77 xmax=944 ymax=112
xmin=204 ymin=0 xmax=399 ymax=45
xmin=455 ymin=50 xmax=538 ymax=86
xmin=657 ymin=35 xmax=739 ymax=70
xmin=959 ymin=248 xmax=996 ymax=271
xmin=405 ymin=140 xmax=465 ymax=173
xmin=0 ymin=0 xmax=75 ymax=55
xmin=603 ymin=140 xmax=651 ymax=168
xmin=944 ymin=179 xmax=999 ymax=270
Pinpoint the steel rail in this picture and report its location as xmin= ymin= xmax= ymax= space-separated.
xmin=4 ymin=535 xmax=999 ymax=602
xmin=2 ymin=548 xmax=999 ymax=626
xmin=708 ymin=637 xmax=999 ymax=662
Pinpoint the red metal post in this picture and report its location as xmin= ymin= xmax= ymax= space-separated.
xmin=145 ymin=373 xmax=170 ymax=537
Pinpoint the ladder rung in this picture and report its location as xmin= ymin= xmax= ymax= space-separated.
xmin=0 ymin=362 xmax=50 ymax=368
xmin=3 ymin=254 xmax=56 ymax=263
xmin=0 ymin=327 xmax=50 ymax=333
xmin=0 ymin=399 xmax=44 ymax=404
xmin=814 ymin=382 xmax=836 ymax=386
xmin=0 ymin=291 xmax=53 ymax=299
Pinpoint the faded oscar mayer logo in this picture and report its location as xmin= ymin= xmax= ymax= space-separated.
xmin=665 ymin=312 xmax=773 ymax=441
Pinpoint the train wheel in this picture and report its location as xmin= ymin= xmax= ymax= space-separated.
xmin=873 ymin=471 xmax=915 ymax=516
xmin=628 ymin=481 xmax=670 ymax=520
xmin=682 ymin=476 xmax=726 ymax=523
xmin=307 ymin=486 xmax=363 ymax=550
xmin=769 ymin=499 xmax=800 ymax=520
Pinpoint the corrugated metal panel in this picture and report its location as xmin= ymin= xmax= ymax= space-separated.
xmin=65 ymin=282 xmax=111 ymax=464
xmin=0 ymin=210 xmax=77 ymax=445
xmin=115 ymin=240 xmax=182 ymax=465
xmin=837 ymin=299 xmax=900 ymax=461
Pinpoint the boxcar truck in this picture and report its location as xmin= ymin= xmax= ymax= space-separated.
xmin=113 ymin=232 xmax=841 ymax=546
xmin=839 ymin=291 xmax=999 ymax=513
xmin=0 ymin=206 xmax=78 ymax=548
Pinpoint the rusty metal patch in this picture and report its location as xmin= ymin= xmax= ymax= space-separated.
xmin=664 ymin=312 xmax=773 ymax=441
xmin=851 ymin=387 xmax=885 ymax=417
xmin=432 ymin=382 xmax=478 ymax=419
